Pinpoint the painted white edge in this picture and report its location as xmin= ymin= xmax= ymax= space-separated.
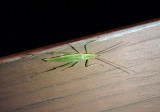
xmin=98 ymin=20 xmax=160 ymax=41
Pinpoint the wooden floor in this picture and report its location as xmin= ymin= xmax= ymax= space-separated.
xmin=1 ymin=20 xmax=160 ymax=112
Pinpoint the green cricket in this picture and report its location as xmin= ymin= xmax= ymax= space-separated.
xmin=41 ymin=40 xmax=132 ymax=73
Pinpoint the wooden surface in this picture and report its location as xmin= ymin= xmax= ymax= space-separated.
xmin=1 ymin=20 xmax=160 ymax=112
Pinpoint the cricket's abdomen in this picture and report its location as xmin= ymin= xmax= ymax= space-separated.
xmin=43 ymin=54 xmax=98 ymax=62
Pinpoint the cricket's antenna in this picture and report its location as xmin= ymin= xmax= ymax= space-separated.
xmin=96 ymin=58 xmax=136 ymax=74
xmin=96 ymin=41 xmax=125 ymax=54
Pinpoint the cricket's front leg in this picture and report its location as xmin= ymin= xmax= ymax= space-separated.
xmin=85 ymin=59 xmax=93 ymax=67
xmin=85 ymin=59 xmax=104 ymax=67
xmin=84 ymin=38 xmax=98 ymax=53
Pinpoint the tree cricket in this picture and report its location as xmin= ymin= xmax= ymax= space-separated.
xmin=30 ymin=39 xmax=136 ymax=78
xmin=42 ymin=40 xmax=133 ymax=73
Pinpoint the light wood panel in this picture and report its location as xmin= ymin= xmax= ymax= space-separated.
xmin=0 ymin=20 xmax=160 ymax=112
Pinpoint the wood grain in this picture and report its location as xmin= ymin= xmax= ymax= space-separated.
xmin=0 ymin=20 xmax=160 ymax=112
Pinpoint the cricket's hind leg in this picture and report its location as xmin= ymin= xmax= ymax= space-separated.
xmin=44 ymin=62 xmax=77 ymax=72
xmin=30 ymin=62 xmax=78 ymax=78
xmin=62 ymin=61 xmax=78 ymax=71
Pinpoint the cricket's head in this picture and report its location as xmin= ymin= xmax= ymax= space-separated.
xmin=94 ymin=53 xmax=100 ymax=58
